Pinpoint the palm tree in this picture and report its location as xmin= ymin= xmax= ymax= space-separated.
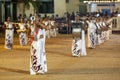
xmin=22 ymin=0 xmax=41 ymax=16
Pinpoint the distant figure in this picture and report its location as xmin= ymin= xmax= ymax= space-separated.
xmin=86 ymin=17 xmax=96 ymax=49
xmin=70 ymin=12 xmax=75 ymax=20
xmin=104 ymin=11 xmax=108 ymax=17
xmin=3 ymin=17 xmax=14 ymax=49
xmin=17 ymin=18 xmax=27 ymax=46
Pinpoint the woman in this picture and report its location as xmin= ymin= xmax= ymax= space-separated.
xmin=28 ymin=19 xmax=47 ymax=75
xmin=87 ymin=17 xmax=96 ymax=49
xmin=94 ymin=18 xmax=101 ymax=46
xmin=3 ymin=17 xmax=14 ymax=49
xmin=17 ymin=18 xmax=27 ymax=46
xmin=71 ymin=15 xmax=87 ymax=57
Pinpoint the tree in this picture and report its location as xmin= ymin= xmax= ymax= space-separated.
xmin=22 ymin=0 xmax=41 ymax=15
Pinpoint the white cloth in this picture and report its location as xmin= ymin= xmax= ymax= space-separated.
xmin=72 ymin=29 xmax=87 ymax=57
xmin=30 ymin=29 xmax=47 ymax=75
xmin=94 ymin=22 xmax=101 ymax=45
xmin=81 ymin=30 xmax=87 ymax=56
xmin=18 ymin=23 xmax=27 ymax=46
xmin=4 ymin=22 xmax=14 ymax=49
xmin=87 ymin=21 xmax=96 ymax=48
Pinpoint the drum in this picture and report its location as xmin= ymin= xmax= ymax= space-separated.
xmin=72 ymin=22 xmax=82 ymax=39
xmin=17 ymin=29 xmax=27 ymax=33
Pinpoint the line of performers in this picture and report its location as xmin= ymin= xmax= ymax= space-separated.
xmin=87 ymin=16 xmax=112 ymax=49
xmin=3 ymin=16 xmax=58 ymax=49
xmin=71 ymin=15 xmax=112 ymax=57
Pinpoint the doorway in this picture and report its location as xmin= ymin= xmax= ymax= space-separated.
xmin=102 ymin=9 xmax=111 ymax=16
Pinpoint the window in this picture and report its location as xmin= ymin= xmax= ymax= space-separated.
xmin=38 ymin=0 xmax=54 ymax=13
xmin=66 ymin=0 xmax=69 ymax=3
xmin=97 ymin=4 xmax=115 ymax=6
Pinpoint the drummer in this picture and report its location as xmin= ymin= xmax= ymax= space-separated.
xmin=17 ymin=18 xmax=27 ymax=46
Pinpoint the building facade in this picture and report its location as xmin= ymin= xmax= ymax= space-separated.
xmin=84 ymin=0 xmax=120 ymax=15
xmin=0 ymin=0 xmax=80 ymax=22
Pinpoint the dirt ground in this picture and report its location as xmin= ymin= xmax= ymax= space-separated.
xmin=0 ymin=34 xmax=120 ymax=80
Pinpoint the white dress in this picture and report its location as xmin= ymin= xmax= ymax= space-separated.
xmin=30 ymin=28 xmax=47 ymax=75
xmin=87 ymin=21 xmax=96 ymax=48
xmin=81 ymin=29 xmax=87 ymax=56
xmin=94 ymin=22 xmax=101 ymax=45
xmin=72 ymin=21 xmax=87 ymax=57
xmin=43 ymin=21 xmax=50 ymax=38
xmin=50 ymin=20 xmax=57 ymax=37
xmin=4 ymin=22 xmax=14 ymax=49
xmin=106 ymin=18 xmax=113 ymax=40
xmin=18 ymin=23 xmax=27 ymax=46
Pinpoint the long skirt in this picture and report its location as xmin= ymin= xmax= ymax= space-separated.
xmin=19 ymin=33 xmax=27 ymax=46
xmin=4 ymin=29 xmax=14 ymax=49
xmin=95 ymin=34 xmax=101 ymax=46
xmin=46 ymin=30 xmax=50 ymax=38
xmin=72 ymin=30 xmax=87 ymax=57
xmin=50 ymin=29 xmax=57 ymax=37
xmin=81 ymin=30 xmax=87 ymax=56
xmin=30 ymin=39 xmax=47 ymax=75
xmin=72 ymin=39 xmax=82 ymax=57
xmin=88 ymin=32 xmax=96 ymax=48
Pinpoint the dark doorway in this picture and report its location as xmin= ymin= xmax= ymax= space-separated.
xmin=12 ymin=3 xmax=17 ymax=21
xmin=5 ymin=2 xmax=11 ymax=21
xmin=102 ymin=9 xmax=111 ymax=16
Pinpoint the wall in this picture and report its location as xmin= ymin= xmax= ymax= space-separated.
xmin=66 ymin=0 xmax=79 ymax=14
xmin=86 ymin=2 xmax=120 ymax=13
xmin=54 ymin=0 xmax=66 ymax=17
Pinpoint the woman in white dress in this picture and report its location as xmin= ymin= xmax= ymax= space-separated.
xmin=87 ymin=18 xmax=96 ymax=49
xmin=17 ymin=18 xmax=27 ymax=46
xmin=94 ymin=18 xmax=101 ymax=46
xmin=49 ymin=18 xmax=57 ymax=37
xmin=3 ymin=17 xmax=14 ymax=49
xmin=72 ymin=15 xmax=87 ymax=57
xmin=28 ymin=19 xmax=47 ymax=75
xmin=43 ymin=18 xmax=50 ymax=38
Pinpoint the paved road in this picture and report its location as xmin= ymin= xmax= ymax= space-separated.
xmin=0 ymin=34 xmax=120 ymax=80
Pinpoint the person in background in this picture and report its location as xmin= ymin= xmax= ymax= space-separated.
xmin=17 ymin=18 xmax=27 ymax=46
xmin=86 ymin=17 xmax=96 ymax=49
xmin=3 ymin=17 xmax=14 ymax=49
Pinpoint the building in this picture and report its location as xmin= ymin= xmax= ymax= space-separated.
xmin=0 ymin=0 xmax=80 ymax=22
xmin=84 ymin=0 xmax=120 ymax=15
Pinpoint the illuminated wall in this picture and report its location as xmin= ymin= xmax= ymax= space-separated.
xmin=66 ymin=0 xmax=79 ymax=14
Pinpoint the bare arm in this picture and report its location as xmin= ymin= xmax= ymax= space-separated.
xmin=39 ymin=22 xmax=48 ymax=30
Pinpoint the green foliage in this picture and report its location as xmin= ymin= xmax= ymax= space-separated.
xmin=17 ymin=0 xmax=41 ymax=15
